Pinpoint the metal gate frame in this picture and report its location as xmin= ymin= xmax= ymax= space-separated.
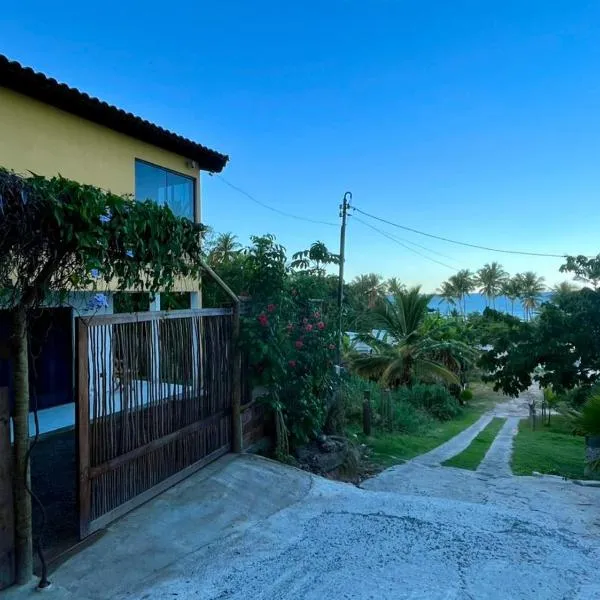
xmin=76 ymin=307 xmax=241 ymax=538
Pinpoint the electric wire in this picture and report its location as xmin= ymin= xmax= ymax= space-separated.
xmin=214 ymin=175 xmax=338 ymax=227
xmin=353 ymin=206 xmax=568 ymax=258
xmin=353 ymin=215 xmax=459 ymax=271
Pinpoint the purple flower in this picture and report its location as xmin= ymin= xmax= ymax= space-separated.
xmin=99 ymin=210 xmax=112 ymax=224
xmin=87 ymin=293 xmax=109 ymax=310
xmin=90 ymin=268 xmax=100 ymax=279
xmin=125 ymin=249 xmax=134 ymax=258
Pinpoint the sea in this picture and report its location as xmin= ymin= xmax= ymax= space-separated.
xmin=429 ymin=293 xmax=552 ymax=320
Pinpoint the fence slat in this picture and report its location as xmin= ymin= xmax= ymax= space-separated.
xmin=77 ymin=310 xmax=235 ymax=536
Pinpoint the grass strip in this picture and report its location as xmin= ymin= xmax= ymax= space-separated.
xmin=442 ymin=417 xmax=506 ymax=470
xmin=356 ymin=407 xmax=489 ymax=468
xmin=511 ymin=416 xmax=586 ymax=479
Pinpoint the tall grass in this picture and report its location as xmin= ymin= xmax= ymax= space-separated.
xmin=341 ymin=375 xmax=460 ymax=435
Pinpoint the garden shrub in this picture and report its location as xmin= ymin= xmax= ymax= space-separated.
xmin=341 ymin=374 xmax=430 ymax=434
xmin=401 ymin=384 xmax=461 ymax=421
xmin=460 ymin=388 xmax=473 ymax=403
xmin=392 ymin=400 xmax=431 ymax=433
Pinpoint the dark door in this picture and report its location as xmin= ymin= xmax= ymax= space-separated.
xmin=0 ymin=309 xmax=73 ymax=412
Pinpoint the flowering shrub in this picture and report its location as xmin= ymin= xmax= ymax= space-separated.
xmin=242 ymin=292 xmax=337 ymax=450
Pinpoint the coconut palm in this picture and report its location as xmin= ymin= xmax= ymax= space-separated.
xmin=551 ymin=281 xmax=578 ymax=303
xmin=501 ymin=276 xmax=523 ymax=316
xmin=386 ymin=277 xmax=406 ymax=296
xmin=437 ymin=280 xmax=458 ymax=315
xmin=208 ymin=232 xmax=241 ymax=265
xmin=447 ymin=269 xmax=475 ymax=317
xmin=519 ymin=271 xmax=545 ymax=320
xmin=349 ymin=287 xmax=477 ymax=388
xmin=476 ymin=262 xmax=508 ymax=308
xmin=349 ymin=273 xmax=386 ymax=308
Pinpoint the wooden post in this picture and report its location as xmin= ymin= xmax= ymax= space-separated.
xmin=529 ymin=401 xmax=536 ymax=431
xmin=0 ymin=388 xmax=15 ymax=590
xmin=385 ymin=389 xmax=393 ymax=431
xmin=76 ymin=320 xmax=91 ymax=539
xmin=198 ymin=258 xmax=243 ymax=454
xmin=231 ymin=303 xmax=242 ymax=453
xmin=363 ymin=390 xmax=372 ymax=436
xmin=12 ymin=308 xmax=32 ymax=583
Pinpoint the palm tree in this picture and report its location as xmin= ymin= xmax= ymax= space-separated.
xmin=349 ymin=287 xmax=477 ymax=388
xmin=519 ymin=271 xmax=545 ymax=320
xmin=501 ymin=276 xmax=523 ymax=316
xmin=551 ymin=281 xmax=578 ymax=303
xmin=448 ymin=269 xmax=475 ymax=317
xmin=476 ymin=262 xmax=508 ymax=308
xmin=349 ymin=273 xmax=385 ymax=308
xmin=208 ymin=232 xmax=241 ymax=265
xmin=386 ymin=277 xmax=406 ymax=296
xmin=437 ymin=280 xmax=458 ymax=315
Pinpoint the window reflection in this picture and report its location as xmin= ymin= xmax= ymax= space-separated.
xmin=135 ymin=160 xmax=195 ymax=220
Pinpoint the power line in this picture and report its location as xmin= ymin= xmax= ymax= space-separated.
xmin=376 ymin=225 xmax=461 ymax=264
xmin=353 ymin=215 xmax=459 ymax=271
xmin=213 ymin=175 xmax=338 ymax=227
xmin=353 ymin=207 xmax=568 ymax=258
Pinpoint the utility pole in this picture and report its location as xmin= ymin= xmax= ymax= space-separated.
xmin=337 ymin=192 xmax=352 ymax=369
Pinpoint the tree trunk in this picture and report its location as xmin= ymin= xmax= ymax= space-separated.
xmin=11 ymin=307 xmax=32 ymax=584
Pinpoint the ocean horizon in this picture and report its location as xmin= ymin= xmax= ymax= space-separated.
xmin=428 ymin=292 xmax=552 ymax=319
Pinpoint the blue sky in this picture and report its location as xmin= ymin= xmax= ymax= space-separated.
xmin=2 ymin=1 xmax=600 ymax=291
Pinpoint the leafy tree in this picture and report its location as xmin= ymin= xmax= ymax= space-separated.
xmin=349 ymin=287 xmax=476 ymax=388
xmin=560 ymin=254 xmax=600 ymax=289
xmin=481 ymin=288 xmax=600 ymax=397
xmin=476 ymin=262 xmax=508 ymax=308
xmin=0 ymin=169 xmax=205 ymax=582
xmin=291 ymin=241 xmax=339 ymax=276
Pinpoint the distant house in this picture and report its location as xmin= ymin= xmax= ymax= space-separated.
xmin=0 ymin=54 xmax=229 ymax=433
xmin=346 ymin=330 xmax=391 ymax=355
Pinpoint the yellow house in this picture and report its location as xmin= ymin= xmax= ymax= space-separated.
xmin=0 ymin=55 xmax=229 ymax=434
xmin=0 ymin=53 xmax=228 ymax=297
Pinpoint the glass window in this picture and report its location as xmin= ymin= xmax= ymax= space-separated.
xmin=135 ymin=160 xmax=195 ymax=220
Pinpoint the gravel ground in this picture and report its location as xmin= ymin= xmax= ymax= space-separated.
xmin=8 ymin=389 xmax=600 ymax=600
xmin=133 ymin=476 xmax=600 ymax=600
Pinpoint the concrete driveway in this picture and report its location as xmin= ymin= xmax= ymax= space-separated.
xmin=6 ymin=408 xmax=600 ymax=599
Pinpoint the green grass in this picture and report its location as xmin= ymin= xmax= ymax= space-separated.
xmin=442 ymin=417 xmax=506 ymax=470
xmin=348 ymin=382 xmax=505 ymax=469
xmin=511 ymin=416 xmax=586 ymax=479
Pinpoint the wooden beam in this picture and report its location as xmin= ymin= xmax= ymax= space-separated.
xmin=84 ymin=307 xmax=233 ymax=327
xmin=76 ymin=320 xmax=91 ymax=540
xmin=231 ymin=303 xmax=242 ymax=453
xmin=88 ymin=411 xmax=228 ymax=479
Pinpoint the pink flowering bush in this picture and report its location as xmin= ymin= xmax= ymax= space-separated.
xmin=234 ymin=235 xmax=340 ymax=450
xmin=242 ymin=299 xmax=337 ymax=447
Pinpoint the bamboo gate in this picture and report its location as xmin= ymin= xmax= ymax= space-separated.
xmin=76 ymin=307 xmax=241 ymax=537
